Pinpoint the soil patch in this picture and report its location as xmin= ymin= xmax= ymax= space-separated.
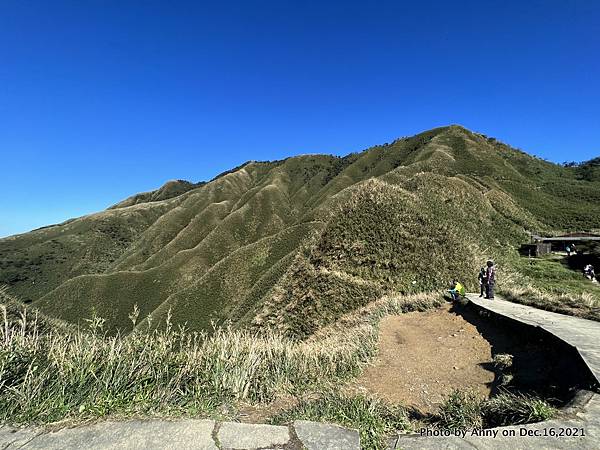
xmin=353 ymin=302 xmax=494 ymax=413
xmin=235 ymin=299 xmax=597 ymax=424
xmin=236 ymin=395 xmax=300 ymax=424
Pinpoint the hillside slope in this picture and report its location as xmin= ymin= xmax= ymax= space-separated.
xmin=2 ymin=125 xmax=599 ymax=336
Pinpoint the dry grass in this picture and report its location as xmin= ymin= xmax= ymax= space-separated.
xmin=0 ymin=288 xmax=561 ymax=448
xmin=494 ymin=262 xmax=600 ymax=321
xmin=271 ymin=391 xmax=410 ymax=450
xmin=0 ymin=289 xmax=443 ymax=426
xmin=499 ymin=285 xmax=600 ymax=321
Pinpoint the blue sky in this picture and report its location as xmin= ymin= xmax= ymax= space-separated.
xmin=1 ymin=1 xmax=599 ymax=237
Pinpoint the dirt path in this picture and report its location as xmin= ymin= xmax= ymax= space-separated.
xmin=354 ymin=302 xmax=495 ymax=413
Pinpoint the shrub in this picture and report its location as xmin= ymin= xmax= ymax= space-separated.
xmin=492 ymin=353 xmax=513 ymax=370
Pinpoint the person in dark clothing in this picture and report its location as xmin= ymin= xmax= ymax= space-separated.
xmin=485 ymin=260 xmax=496 ymax=300
xmin=478 ymin=267 xmax=487 ymax=297
xmin=584 ymin=264 xmax=596 ymax=282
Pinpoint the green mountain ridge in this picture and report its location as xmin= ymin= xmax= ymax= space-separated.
xmin=108 ymin=179 xmax=204 ymax=209
xmin=2 ymin=125 xmax=599 ymax=337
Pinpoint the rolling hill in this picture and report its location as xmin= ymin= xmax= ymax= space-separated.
xmin=2 ymin=125 xmax=599 ymax=337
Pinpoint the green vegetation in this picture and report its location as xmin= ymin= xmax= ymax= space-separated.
xmin=1 ymin=282 xmax=559 ymax=443
xmin=0 ymin=305 xmax=368 ymax=424
xmin=499 ymin=254 xmax=600 ymax=321
xmin=253 ymin=174 xmax=531 ymax=338
xmin=270 ymin=388 xmax=555 ymax=449
xmin=271 ymin=392 xmax=410 ymax=450
xmin=437 ymin=389 xmax=555 ymax=430
xmin=482 ymin=392 xmax=556 ymax=427
xmin=437 ymin=390 xmax=484 ymax=430
xmin=0 ymin=287 xmax=440 ymax=428
xmin=564 ymin=157 xmax=600 ymax=182
xmin=1 ymin=125 xmax=599 ymax=336
xmin=109 ymin=179 xmax=204 ymax=209
xmin=1 ymin=125 xmax=596 ymax=448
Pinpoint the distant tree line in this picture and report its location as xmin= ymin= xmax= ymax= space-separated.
xmin=562 ymin=157 xmax=600 ymax=182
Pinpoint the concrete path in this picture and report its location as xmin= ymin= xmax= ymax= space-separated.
xmin=0 ymin=419 xmax=360 ymax=449
xmin=391 ymin=294 xmax=600 ymax=449
xmin=467 ymin=294 xmax=600 ymax=384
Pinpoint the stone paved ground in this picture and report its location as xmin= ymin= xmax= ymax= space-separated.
xmin=0 ymin=420 xmax=361 ymax=449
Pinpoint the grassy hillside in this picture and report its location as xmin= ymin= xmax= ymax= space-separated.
xmin=109 ymin=179 xmax=203 ymax=209
xmin=1 ymin=125 xmax=599 ymax=336
xmin=564 ymin=156 xmax=600 ymax=182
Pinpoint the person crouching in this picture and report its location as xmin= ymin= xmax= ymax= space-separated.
xmin=448 ymin=279 xmax=466 ymax=301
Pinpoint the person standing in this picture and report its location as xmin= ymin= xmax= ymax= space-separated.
xmin=485 ymin=260 xmax=496 ymax=300
xmin=478 ymin=267 xmax=487 ymax=297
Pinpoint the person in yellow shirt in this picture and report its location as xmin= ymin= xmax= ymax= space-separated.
xmin=448 ymin=279 xmax=465 ymax=301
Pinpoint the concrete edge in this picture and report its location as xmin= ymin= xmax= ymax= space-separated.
xmin=466 ymin=296 xmax=600 ymax=388
xmin=0 ymin=419 xmax=363 ymax=450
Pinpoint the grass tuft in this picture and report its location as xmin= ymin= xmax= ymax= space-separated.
xmin=482 ymin=391 xmax=556 ymax=427
xmin=436 ymin=389 xmax=556 ymax=431
xmin=437 ymin=390 xmax=483 ymax=430
xmin=499 ymin=255 xmax=600 ymax=321
xmin=271 ymin=391 xmax=410 ymax=450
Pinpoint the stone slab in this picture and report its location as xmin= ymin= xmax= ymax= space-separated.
xmin=2 ymin=293 xmax=598 ymax=449
xmin=293 ymin=420 xmax=360 ymax=450
xmin=22 ymin=419 xmax=217 ymax=450
xmin=217 ymin=422 xmax=290 ymax=449
xmin=0 ymin=427 xmax=40 ymax=449
xmin=466 ymin=294 xmax=600 ymax=384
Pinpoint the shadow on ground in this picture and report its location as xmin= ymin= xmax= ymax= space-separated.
xmin=449 ymin=300 xmax=597 ymax=405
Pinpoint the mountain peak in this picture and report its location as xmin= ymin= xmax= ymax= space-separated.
xmin=2 ymin=126 xmax=598 ymax=336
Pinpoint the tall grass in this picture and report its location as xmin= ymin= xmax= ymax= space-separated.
xmin=0 ymin=292 xmax=442 ymax=426
xmin=500 ymin=285 xmax=600 ymax=321
xmin=0 ymin=307 xmax=375 ymax=425
xmin=499 ymin=284 xmax=600 ymax=321
xmin=1 ymin=287 xmax=557 ymax=444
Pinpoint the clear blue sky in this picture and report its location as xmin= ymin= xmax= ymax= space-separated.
xmin=1 ymin=1 xmax=599 ymax=237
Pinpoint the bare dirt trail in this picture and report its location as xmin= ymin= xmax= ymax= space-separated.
xmin=354 ymin=302 xmax=495 ymax=413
